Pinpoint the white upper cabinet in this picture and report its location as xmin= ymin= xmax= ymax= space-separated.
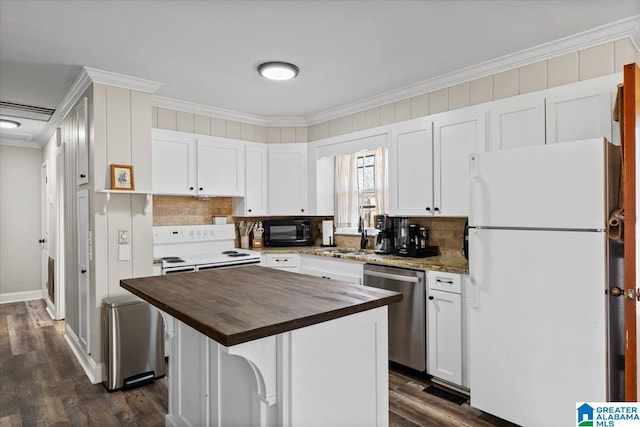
xmin=489 ymin=93 xmax=545 ymax=151
xmin=152 ymin=129 xmax=197 ymax=195
xmin=268 ymin=144 xmax=308 ymax=215
xmin=433 ymin=107 xmax=486 ymax=217
xmin=389 ymin=119 xmax=434 ymax=216
xmin=234 ymin=143 xmax=268 ymax=216
xmin=152 ymin=130 xmax=245 ymax=197
xmin=314 ymin=156 xmax=335 ymax=216
xmin=545 ymin=78 xmax=614 ymax=145
xmin=196 ymin=135 xmax=244 ymax=197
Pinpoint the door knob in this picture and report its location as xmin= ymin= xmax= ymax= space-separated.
xmin=39 ymin=239 xmax=46 ymax=244
xmin=609 ymin=286 xmax=624 ymax=297
xmin=428 ymin=296 xmax=434 ymax=300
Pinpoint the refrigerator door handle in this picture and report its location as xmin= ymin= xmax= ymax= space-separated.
xmin=469 ymin=228 xmax=480 ymax=309
xmin=470 ymin=274 xmax=479 ymax=309
xmin=469 ymin=153 xmax=480 ymax=226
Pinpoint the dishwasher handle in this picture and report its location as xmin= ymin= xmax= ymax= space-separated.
xmin=364 ymin=269 xmax=421 ymax=283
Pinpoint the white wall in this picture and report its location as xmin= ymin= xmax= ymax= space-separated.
xmin=0 ymin=145 xmax=42 ymax=298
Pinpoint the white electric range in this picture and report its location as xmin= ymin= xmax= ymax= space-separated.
xmin=153 ymin=224 xmax=261 ymax=274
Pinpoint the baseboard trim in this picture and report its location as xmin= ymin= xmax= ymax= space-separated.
xmin=64 ymin=325 xmax=104 ymax=384
xmin=0 ymin=290 xmax=43 ymax=304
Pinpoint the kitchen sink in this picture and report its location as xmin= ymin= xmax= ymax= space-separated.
xmin=314 ymin=248 xmax=380 ymax=258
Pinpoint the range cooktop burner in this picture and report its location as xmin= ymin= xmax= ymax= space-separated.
xmin=222 ymin=250 xmax=238 ymax=255
xmin=228 ymin=253 xmax=250 ymax=257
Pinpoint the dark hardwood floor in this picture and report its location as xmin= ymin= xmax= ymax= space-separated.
xmin=0 ymin=300 xmax=515 ymax=426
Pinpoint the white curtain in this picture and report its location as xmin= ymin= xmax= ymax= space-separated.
xmin=374 ymin=147 xmax=388 ymax=214
xmin=334 ymin=153 xmax=359 ymax=228
xmin=334 ymin=147 xmax=388 ymax=229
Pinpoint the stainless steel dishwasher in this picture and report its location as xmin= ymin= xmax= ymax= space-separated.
xmin=363 ymin=264 xmax=426 ymax=371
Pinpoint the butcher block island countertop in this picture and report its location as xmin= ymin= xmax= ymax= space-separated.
xmin=120 ymin=265 xmax=401 ymax=346
xmin=121 ymin=266 xmax=400 ymax=427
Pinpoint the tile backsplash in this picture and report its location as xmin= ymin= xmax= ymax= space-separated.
xmin=153 ymin=196 xmax=233 ymax=226
xmin=152 ymin=197 xmax=466 ymax=256
xmin=336 ymin=217 xmax=466 ymax=256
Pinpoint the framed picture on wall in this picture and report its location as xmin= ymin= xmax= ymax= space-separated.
xmin=110 ymin=164 xmax=135 ymax=190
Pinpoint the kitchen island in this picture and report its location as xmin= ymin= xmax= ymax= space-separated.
xmin=121 ymin=266 xmax=401 ymax=427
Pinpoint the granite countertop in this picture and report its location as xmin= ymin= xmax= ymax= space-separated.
xmin=256 ymin=246 xmax=469 ymax=274
xmin=121 ymin=266 xmax=402 ymax=347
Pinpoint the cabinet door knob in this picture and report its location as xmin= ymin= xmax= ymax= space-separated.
xmin=248 ymin=209 xmax=252 ymax=213
xmin=428 ymin=296 xmax=434 ymax=300
xmin=39 ymin=238 xmax=46 ymax=244
xmin=189 ymin=186 xmax=194 ymax=190
xmin=81 ymin=269 xmax=87 ymax=274
xmin=434 ymin=207 xmax=440 ymax=212
xmin=80 ymin=174 xmax=86 ymax=178
xmin=301 ymin=209 xmax=304 ymax=212
xmin=426 ymin=207 xmax=431 ymax=211
xmin=199 ymin=187 xmax=203 ymax=191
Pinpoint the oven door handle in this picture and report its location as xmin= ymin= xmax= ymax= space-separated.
xmin=163 ymin=266 xmax=196 ymax=274
xmin=363 ymin=270 xmax=421 ymax=283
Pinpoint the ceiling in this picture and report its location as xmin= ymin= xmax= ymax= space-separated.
xmin=1 ymin=0 xmax=639 ymax=147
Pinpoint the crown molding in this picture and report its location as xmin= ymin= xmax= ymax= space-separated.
xmin=151 ymin=95 xmax=308 ymax=127
xmin=29 ymin=15 xmax=640 ymax=147
xmin=33 ymin=67 xmax=164 ymax=147
xmin=33 ymin=67 xmax=93 ymax=148
xmin=83 ymin=67 xmax=164 ymax=94
xmin=305 ymin=15 xmax=640 ymax=125
xmin=0 ymin=137 xmax=41 ymax=149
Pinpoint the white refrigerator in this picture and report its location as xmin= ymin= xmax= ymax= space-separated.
xmin=468 ymin=138 xmax=621 ymax=427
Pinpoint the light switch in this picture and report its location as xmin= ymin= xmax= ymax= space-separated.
xmin=118 ymin=244 xmax=130 ymax=261
xmin=118 ymin=229 xmax=129 ymax=244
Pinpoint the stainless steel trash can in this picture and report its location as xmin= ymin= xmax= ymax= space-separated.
xmin=102 ymin=295 xmax=165 ymax=391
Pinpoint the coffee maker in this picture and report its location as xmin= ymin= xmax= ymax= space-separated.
xmin=374 ymin=214 xmax=394 ymax=254
xmin=393 ymin=217 xmax=438 ymax=257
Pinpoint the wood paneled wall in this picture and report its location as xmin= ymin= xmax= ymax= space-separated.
xmin=308 ymin=39 xmax=638 ymax=141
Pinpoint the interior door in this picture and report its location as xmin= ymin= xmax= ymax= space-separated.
xmin=622 ymin=62 xmax=638 ymax=401
xmin=41 ymin=161 xmax=50 ymax=301
xmin=77 ymin=189 xmax=90 ymax=353
xmin=54 ymin=143 xmax=65 ymax=320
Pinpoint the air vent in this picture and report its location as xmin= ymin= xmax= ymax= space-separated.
xmin=0 ymin=101 xmax=55 ymax=122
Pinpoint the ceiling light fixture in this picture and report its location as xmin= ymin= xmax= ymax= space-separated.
xmin=0 ymin=119 xmax=21 ymax=129
xmin=257 ymin=62 xmax=299 ymax=81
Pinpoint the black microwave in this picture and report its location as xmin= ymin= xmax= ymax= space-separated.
xmin=263 ymin=219 xmax=313 ymax=247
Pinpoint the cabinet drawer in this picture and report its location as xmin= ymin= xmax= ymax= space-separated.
xmin=265 ymin=254 xmax=300 ymax=268
xmin=428 ymin=271 xmax=461 ymax=294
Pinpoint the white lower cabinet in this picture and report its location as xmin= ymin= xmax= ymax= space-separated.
xmin=426 ymin=271 xmax=466 ymax=388
xmin=168 ymin=309 xmax=389 ymax=427
xmin=299 ymin=255 xmax=363 ymax=285
xmin=262 ymin=254 xmax=300 ymax=272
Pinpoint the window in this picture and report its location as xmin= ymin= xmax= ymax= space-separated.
xmin=335 ymin=147 xmax=388 ymax=231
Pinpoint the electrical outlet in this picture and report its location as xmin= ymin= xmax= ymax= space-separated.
xmin=118 ymin=229 xmax=129 ymax=245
